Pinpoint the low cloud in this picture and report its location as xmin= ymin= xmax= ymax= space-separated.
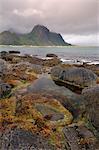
xmin=0 ymin=0 xmax=98 ymax=45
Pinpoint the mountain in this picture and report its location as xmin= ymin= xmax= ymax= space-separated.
xmin=0 ymin=25 xmax=71 ymax=46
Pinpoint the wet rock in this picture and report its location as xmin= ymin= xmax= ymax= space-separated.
xmin=51 ymin=66 xmax=98 ymax=91
xmin=46 ymin=53 xmax=58 ymax=58
xmin=28 ymin=77 xmax=85 ymax=118
xmin=0 ymin=53 xmax=44 ymax=65
xmin=29 ymin=64 xmax=43 ymax=74
xmin=82 ymin=85 xmax=99 ymax=131
xmin=0 ymin=51 xmax=8 ymax=60
xmin=82 ymin=64 xmax=99 ymax=77
xmin=63 ymin=126 xmax=96 ymax=150
xmin=0 ymin=128 xmax=55 ymax=150
xmin=0 ymin=82 xmax=11 ymax=99
xmin=9 ymin=50 xmax=20 ymax=54
xmin=43 ymin=57 xmax=61 ymax=67
xmin=24 ymin=55 xmax=43 ymax=65
xmin=3 ymin=62 xmax=37 ymax=83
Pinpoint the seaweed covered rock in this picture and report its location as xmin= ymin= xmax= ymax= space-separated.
xmin=82 ymin=85 xmax=99 ymax=131
xmin=15 ymin=93 xmax=73 ymax=125
xmin=51 ymin=66 xmax=98 ymax=91
xmin=0 ymin=93 xmax=73 ymax=149
xmin=3 ymin=62 xmax=38 ymax=84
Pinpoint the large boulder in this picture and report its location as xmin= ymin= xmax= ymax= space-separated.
xmin=28 ymin=77 xmax=85 ymax=118
xmin=51 ymin=66 xmax=98 ymax=90
xmin=82 ymin=85 xmax=99 ymax=131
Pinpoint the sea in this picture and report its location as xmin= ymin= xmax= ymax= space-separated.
xmin=0 ymin=46 xmax=99 ymax=64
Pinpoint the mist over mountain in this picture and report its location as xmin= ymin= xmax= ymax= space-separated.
xmin=0 ymin=25 xmax=71 ymax=46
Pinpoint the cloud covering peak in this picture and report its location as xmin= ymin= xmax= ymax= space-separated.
xmin=0 ymin=0 xmax=98 ymax=45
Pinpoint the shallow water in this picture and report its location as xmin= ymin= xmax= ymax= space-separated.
xmin=0 ymin=46 xmax=99 ymax=64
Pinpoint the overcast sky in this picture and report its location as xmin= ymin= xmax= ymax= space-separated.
xmin=0 ymin=0 xmax=98 ymax=45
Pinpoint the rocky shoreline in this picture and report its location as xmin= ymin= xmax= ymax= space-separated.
xmin=0 ymin=51 xmax=99 ymax=149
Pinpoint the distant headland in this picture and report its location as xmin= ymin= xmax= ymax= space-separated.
xmin=0 ymin=25 xmax=71 ymax=46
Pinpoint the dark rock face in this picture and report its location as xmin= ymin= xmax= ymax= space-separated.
xmin=0 ymin=51 xmax=8 ymax=60
xmin=82 ymin=86 xmax=99 ymax=131
xmin=63 ymin=126 xmax=96 ymax=150
xmin=51 ymin=66 xmax=97 ymax=90
xmin=0 ymin=128 xmax=54 ymax=150
xmin=0 ymin=25 xmax=71 ymax=46
xmin=9 ymin=51 xmax=20 ymax=54
xmin=0 ymin=82 xmax=11 ymax=99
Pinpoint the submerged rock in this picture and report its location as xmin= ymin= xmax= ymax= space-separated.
xmin=51 ymin=66 xmax=98 ymax=90
xmin=82 ymin=85 xmax=99 ymax=131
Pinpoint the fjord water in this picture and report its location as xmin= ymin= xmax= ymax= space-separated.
xmin=0 ymin=46 xmax=99 ymax=64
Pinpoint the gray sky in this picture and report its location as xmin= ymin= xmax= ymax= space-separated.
xmin=0 ymin=0 xmax=98 ymax=45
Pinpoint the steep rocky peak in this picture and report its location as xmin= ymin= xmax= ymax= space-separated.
xmin=31 ymin=25 xmax=49 ymax=34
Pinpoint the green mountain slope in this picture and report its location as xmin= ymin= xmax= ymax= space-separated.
xmin=0 ymin=25 xmax=71 ymax=46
